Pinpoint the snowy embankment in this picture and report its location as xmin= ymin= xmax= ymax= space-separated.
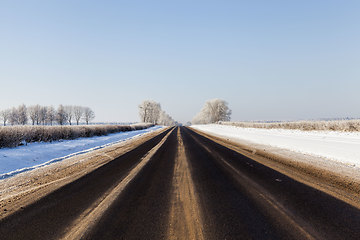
xmin=191 ymin=124 xmax=360 ymax=168
xmin=0 ymin=126 xmax=163 ymax=179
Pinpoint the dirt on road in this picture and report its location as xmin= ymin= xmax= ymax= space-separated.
xmin=167 ymin=128 xmax=204 ymax=240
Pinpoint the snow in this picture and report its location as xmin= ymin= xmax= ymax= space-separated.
xmin=191 ymin=124 xmax=360 ymax=168
xmin=0 ymin=126 xmax=163 ymax=179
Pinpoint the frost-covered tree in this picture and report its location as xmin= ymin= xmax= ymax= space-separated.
xmin=139 ymin=100 xmax=176 ymax=125
xmin=139 ymin=100 xmax=152 ymax=123
xmin=0 ymin=109 xmax=11 ymax=126
xmin=138 ymin=100 xmax=161 ymax=124
xmin=46 ymin=106 xmax=56 ymax=125
xmin=39 ymin=106 xmax=48 ymax=125
xmin=64 ymin=105 xmax=74 ymax=125
xmin=83 ymin=107 xmax=95 ymax=125
xmin=28 ymin=105 xmax=41 ymax=125
xmin=17 ymin=104 xmax=28 ymax=125
xmin=158 ymin=111 xmax=167 ymax=125
xmin=3 ymin=104 xmax=95 ymax=126
xmin=192 ymin=99 xmax=231 ymax=124
xmin=158 ymin=110 xmax=176 ymax=126
xmin=73 ymin=106 xmax=84 ymax=125
xmin=57 ymin=105 xmax=67 ymax=125
xmin=150 ymin=102 xmax=161 ymax=124
xmin=7 ymin=104 xmax=28 ymax=125
xmin=28 ymin=105 xmax=48 ymax=125
xmin=9 ymin=107 xmax=18 ymax=125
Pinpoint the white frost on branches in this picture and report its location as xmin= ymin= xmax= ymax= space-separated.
xmin=83 ymin=107 xmax=95 ymax=125
xmin=138 ymin=100 xmax=175 ymax=126
xmin=0 ymin=109 xmax=11 ymax=126
xmin=0 ymin=104 xmax=95 ymax=126
xmin=158 ymin=110 xmax=176 ymax=126
xmin=138 ymin=100 xmax=160 ymax=124
xmin=192 ymin=99 xmax=232 ymax=124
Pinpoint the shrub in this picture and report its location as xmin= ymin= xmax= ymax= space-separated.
xmin=0 ymin=123 xmax=154 ymax=148
xmin=218 ymin=120 xmax=360 ymax=132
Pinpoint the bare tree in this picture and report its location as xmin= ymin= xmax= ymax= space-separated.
xmin=192 ymin=99 xmax=231 ymax=124
xmin=158 ymin=110 xmax=175 ymax=126
xmin=57 ymin=105 xmax=67 ymax=125
xmin=17 ymin=104 xmax=28 ymax=125
xmin=46 ymin=106 xmax=56 ymax=125
xmin=73 ymin=106 xmax=84 ymax=125
xmin=9 ymin=107 xmax=18 ymax=125
xmin=83 ymin=107 xmax=95 ymax=124
xmin=28 ymin=105 xmax=41 ymax=125
xmin=139 ymin=101 xmax=151 ymax=122
xmin=138 ymin=100 xmax=161 ymax=124
xmin=39 ymin=106 xmax=48 ymax=125
xmin=138 ymin=100 xmax=175 ymax=125
xmin=64 ymin=105 xmax=74 ymax=125
xmin=4 ymin=104 xmax=95 ymax=126
xmin=151 ymin=102 xmax=161 ymax=124
xmin=0 ymin=109 xmax=11 ymax=126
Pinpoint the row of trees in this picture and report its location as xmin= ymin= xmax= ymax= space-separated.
xmin=0 ymin=104 xmax=95 ymax=126
xmin=138 ymin=100 xmax=176 ymax=126
xmin=192 ymin=99 xmax=232 ymax=124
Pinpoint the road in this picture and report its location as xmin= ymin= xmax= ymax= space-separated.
xmin=1 ymin=127 xmax=360 ymax=239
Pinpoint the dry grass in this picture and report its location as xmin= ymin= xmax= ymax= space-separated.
xmin=219 ymin=120 xmax=360 ymax=132
xmin=0 ymin=123 xmax=154 ymax=148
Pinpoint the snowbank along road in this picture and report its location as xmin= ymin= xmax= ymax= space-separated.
xmin=191 ymin=124 xmax=360 ymax=168
xmin=0 ymin=127 xmax=360 ymax=239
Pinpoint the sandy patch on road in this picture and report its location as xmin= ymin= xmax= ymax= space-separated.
xmin=167 ymin=128 xmax=204 ymax=240
xmin=0 ymin=127 xmax=169 ymax=219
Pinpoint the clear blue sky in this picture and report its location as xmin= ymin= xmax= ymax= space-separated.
xmin=1 ymin=0 xmax=359 ymax=123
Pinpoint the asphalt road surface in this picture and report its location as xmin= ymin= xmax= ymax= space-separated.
xmin=1 ymin=127 xmax=359 ymax=240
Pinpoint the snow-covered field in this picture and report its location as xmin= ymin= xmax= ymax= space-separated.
xmin=0 ymin=126 xmax=163 ymax=179
xmin=191 ymin=124 xmax=360 ymax=168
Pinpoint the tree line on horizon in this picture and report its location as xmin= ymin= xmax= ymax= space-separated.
xmin=138 ymin=100 xmax=176 ymax=126
xmin=138 ymin=99 xmax=231 ymax=126
xmin=0 ymin=104 xmax=95 ymax=126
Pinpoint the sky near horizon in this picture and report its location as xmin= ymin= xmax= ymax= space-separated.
xmin=1 ymin=1 xmax=359 ymax=124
